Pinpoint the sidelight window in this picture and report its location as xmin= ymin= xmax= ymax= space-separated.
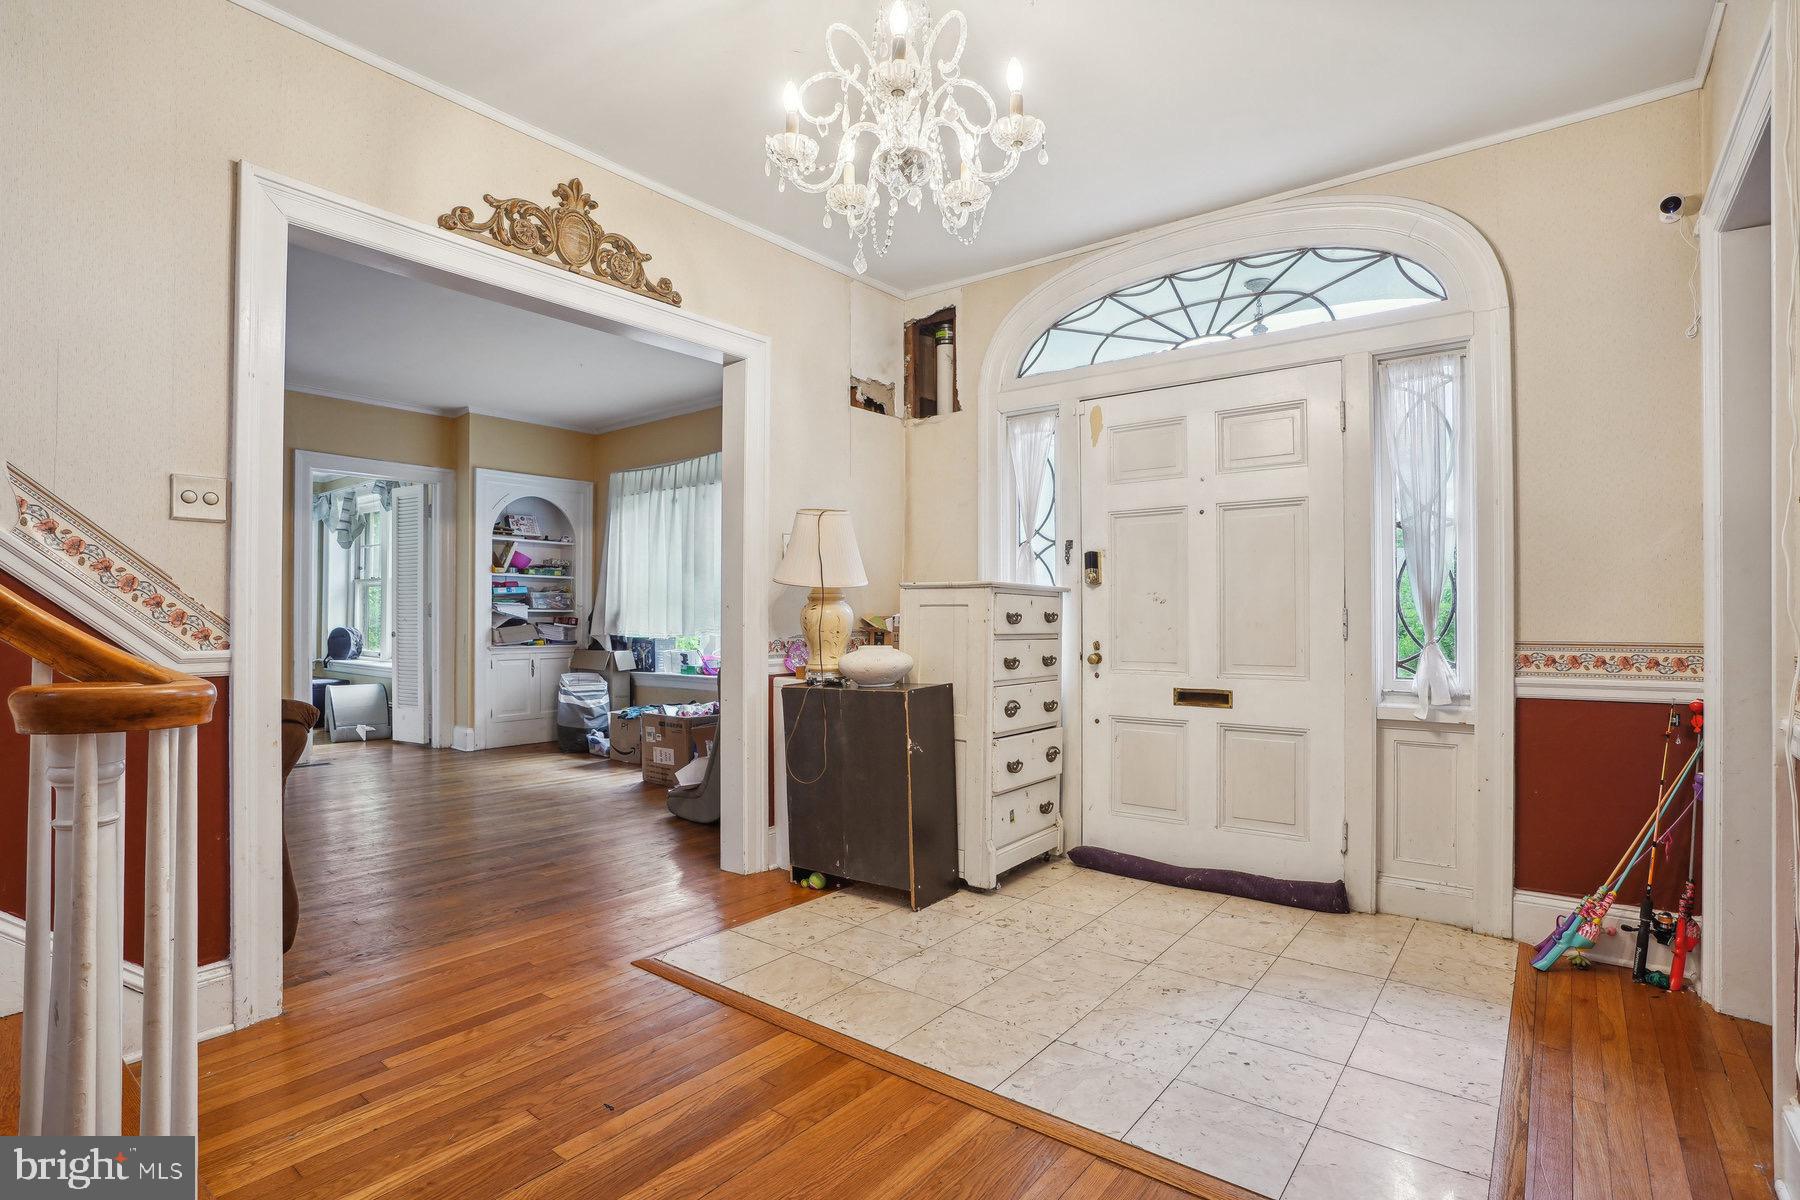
xmin=1378 ymin=348 xmax=1467 ymax=712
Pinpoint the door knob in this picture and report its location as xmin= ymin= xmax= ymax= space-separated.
xmin=1086 ymin=649 xmax=1103 ymax=666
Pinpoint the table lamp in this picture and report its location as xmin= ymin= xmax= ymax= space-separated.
xmin=774 ymin=508 xmax=867 ymax=681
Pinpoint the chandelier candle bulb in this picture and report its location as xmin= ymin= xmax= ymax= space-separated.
xmin=783 ymin=82 xmax=800 ymax=135
xmin=890 ymin=1 xmax=909 ymax=58
xmin=1007 ymin=57 xmax=1025 ymax=115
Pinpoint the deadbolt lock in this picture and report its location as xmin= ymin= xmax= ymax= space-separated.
xmin=1083 ymin=549 xmax=1103 ymax=586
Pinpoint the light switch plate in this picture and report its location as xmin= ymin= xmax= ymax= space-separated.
xmin=170 ymin=474 xmax=228 ymax=522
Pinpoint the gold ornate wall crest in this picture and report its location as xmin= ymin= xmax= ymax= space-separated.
xmin=438 ymin=178 xmax=682 ymax=307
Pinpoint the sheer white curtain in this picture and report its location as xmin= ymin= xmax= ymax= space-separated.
xmin=593 ymin=452 xmax=722 ymax=642
xmin=1007 ymin=411 xmax=1057 ymax=583
xmin=1382 ymin=351 xmax=1459 ymax=716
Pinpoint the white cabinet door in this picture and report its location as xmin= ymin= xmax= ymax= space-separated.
xmin=537 ymin=652 xmax=573 ymax=716
xmin=490 ymin=656 xmax=536 ymax=722
xmin=1080 ymin=362 xmax=1346 ymax=883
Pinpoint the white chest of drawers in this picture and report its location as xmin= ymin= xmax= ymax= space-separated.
xmin=899 ymin=582 xmax=1069 ymax=888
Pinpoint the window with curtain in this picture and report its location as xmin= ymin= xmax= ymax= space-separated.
xmin=1379 ymin=348 xmax=1466 ymax=713
xmin=1006 ymin=411 xmax=1058 ymax=585
xmin=315 ymin=488 xmax=392 ymax=661
xmin=596 ymin=452 xmax=723 ymax=643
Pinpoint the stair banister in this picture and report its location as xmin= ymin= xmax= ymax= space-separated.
xmin=1 ymin=583 xmax=217 ymax=1138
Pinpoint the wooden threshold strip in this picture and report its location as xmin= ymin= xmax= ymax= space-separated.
xmin=634 ymin=957 xmax=1264 ymax=1200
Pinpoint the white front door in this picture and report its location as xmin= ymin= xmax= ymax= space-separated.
xmin=1080 ymin=361 xmax=1346 ymax=882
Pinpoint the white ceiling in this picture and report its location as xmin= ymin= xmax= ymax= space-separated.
xmin=252 ymin=1 xmax=1718 ymax=294
xmin=284 ymin=245 xmax=724 ymax=432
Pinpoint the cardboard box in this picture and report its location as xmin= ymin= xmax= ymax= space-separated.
xmin=640 ymin=713 xmax=719 ymax=786
xmin=609 ymin=711 xmax=643 ymax=765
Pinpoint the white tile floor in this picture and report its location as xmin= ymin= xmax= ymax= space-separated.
xmin=654 ymin=858 xmax=1515 ymax=1199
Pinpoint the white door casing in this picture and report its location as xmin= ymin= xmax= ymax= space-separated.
xmin=1081 ymin=362 xmax=1347 ymax=882
xmin=388 ymin=483 xmax=429 ymax=744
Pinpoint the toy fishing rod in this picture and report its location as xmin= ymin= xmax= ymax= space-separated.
xmin=1668 ymin=770 xmax=1701 ymax=992
xmin=1532 ymin=738 xmax=1702 ymax=972
xmin=1632 ymin=707 xmax=1681 ymax=983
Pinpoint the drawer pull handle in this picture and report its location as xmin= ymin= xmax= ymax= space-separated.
xmin=1042 ymin=654 xmax=1058 ymax=667
xmin=1043 ymin=700 xmax=1059 ymax=713
xmin=1004 ymin=656 xmax=1021 ymax=670
xmin=1007 ymin=759 xmax=1024 ymax=774
xmin=1005 ymin=611 xmax=1023 ymax=625
xmin=1044 ymin=611 xmax=1060 ymax=623
xmin=1046 ymin=746 xmax=1062 ymax=762
xmin=1038 ymin=800 xmax=1055 ymax=815
xmin=1004 ymin=700 xmax=1022 ymax=717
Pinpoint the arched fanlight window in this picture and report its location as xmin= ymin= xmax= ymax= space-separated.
xmin=1017 ymin=247 xmax=1447 ymax=378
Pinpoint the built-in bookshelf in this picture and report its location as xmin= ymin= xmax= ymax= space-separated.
xmin=489 ymin=499 xmax=581 ymax=648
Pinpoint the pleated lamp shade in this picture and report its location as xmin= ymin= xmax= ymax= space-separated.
xmin=774 ymin=508 xmax=868 ymax=589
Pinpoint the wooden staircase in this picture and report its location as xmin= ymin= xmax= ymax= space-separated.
xmin=1 ymin=582 xmax=215 ymax=1151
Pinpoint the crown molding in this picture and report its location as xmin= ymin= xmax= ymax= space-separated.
xmin=287 ymin=384 xmax=722 ymax=437
xmin=225 ymin=0 xmax=905 ymax=299
xmin=906 ymin=2 xmax=1726 ymax=300
xmin=231 ymin=0 xmax=1722 ymax=303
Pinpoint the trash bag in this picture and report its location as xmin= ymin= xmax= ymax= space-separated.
xmin=554 ymin=671 xmax=610 ymax=753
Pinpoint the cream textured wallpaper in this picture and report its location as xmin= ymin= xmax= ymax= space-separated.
xmin=0 ymin=0 xmax=902 ymax=646
xmin=907 ymin=94 xmax=1709 ymax=645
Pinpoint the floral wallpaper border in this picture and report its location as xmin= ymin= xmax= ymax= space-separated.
xmin=9 ymin=464 xmax=230 ymax=653
xmin=1514 ymin=642 xmax=1702 ymax=681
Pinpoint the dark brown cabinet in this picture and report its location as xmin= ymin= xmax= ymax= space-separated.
xmin=781 ymin=683 xmax=958 ymax=911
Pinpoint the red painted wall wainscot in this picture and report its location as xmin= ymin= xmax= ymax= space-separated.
xmin=0 ymin=571 xmax=231 ymax=965
xmin=1515 ymin=696 xmax=1702 ymax=913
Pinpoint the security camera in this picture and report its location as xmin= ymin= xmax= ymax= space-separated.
xmin=1659 ymin=194 xmax=1686 ymax=223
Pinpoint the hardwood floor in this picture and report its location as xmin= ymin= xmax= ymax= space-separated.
xmin=1 ymin=739 xmax=1778 ymax=1198
xmin=1490 ymin=944 xmax=1777 ymax=1200
xmin=197 ymin=741 xmax=1199 ymax=1198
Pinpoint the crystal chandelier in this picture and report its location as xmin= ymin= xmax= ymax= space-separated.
xmin=765 ymin=0 xmax=1048 ymax=275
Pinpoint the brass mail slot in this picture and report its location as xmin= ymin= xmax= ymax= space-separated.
xmin=1173 ymin=687 xmax=1233 ymax=708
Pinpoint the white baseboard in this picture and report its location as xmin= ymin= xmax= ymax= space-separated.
xmin=452 ymin=725 xmax=478 ymax=752
xmin=1512 ymin=889 xmax=1700 ymax=981
xmin=1779 ymin=1101 xmax=1800 ymax=1200
xmin=0 ymin=914 xmax=237 ymax=1059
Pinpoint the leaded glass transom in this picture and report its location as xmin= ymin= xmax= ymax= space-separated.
xmin=1018 ymin=247 xmax=1447 ymax=378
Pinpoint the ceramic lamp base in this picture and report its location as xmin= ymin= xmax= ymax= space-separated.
xmin=803 ymin=587 xmax=855 ymax=675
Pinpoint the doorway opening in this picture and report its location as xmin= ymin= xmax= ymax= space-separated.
xmin=289 ymin=454 xmax=454 ymax=754
xmin=275 ymin=234 xmax=729 ymax=984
